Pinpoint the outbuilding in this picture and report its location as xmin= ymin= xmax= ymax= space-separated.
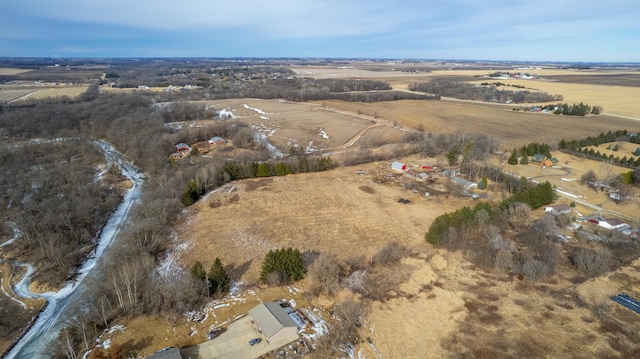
xmin=391 ymin=161 xmax=408 ymax=172
xmin=248 ymin=302 xmax=299 ymax=344
xmin=209 ymin=136 xmax=227 ymax=145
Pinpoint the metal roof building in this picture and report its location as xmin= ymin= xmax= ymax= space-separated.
xmin=248 ymin=302 xmax=299 ymax=344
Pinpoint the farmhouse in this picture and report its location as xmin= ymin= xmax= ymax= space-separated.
xmin=531 ymin=154 xmax=545 ymax=163
xmin=599 ymin=218 xmax=627 ymax=230
xmin=451 ymin=177 xmax=477 ymax=190
xmin=248 ymin=302 xmax=299 ymax=344
xmin=208 ymin=136 xmax=227 ymax=145
xmin=391 ymin=161 xmax=408 ymax=172
xmin=544 ymin=204 xmax=572 ymax=216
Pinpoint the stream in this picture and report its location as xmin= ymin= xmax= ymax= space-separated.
xmin=4 ymin=140 xmax=144 ymax=359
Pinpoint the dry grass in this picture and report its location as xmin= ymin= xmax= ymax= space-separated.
xmin=176 ymin=158 xmax=464 ymax=283
xmin=0 ymin=84 xmax=88 ymax=102
xmin=313 ymin=99 xmax=640 ymax=149
xmin=0 ymin=68 xmax=31 ymax=76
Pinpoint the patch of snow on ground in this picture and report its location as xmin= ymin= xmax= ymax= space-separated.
xmin=260 ymin=115 xmax=270 ymax=120
xmin=218 ymin=108 xmax=235 ymax=118
xmin=319 ymin=129 xmax=329 ymax=139
xmin=243 ymin=104 xmax=266 ymax=114
xmin=156 ymin=233 xmax=191 ymax=282
xmin=300 ymin=307 xmax=329 ymax=346
xmin=0 ymin=277 xmax=27 ymax=308
xmin=95 ymin=325 xmax=126 ymax=349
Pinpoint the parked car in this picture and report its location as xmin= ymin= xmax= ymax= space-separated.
xmin=249 ymin=338 xmax=262 ymax=346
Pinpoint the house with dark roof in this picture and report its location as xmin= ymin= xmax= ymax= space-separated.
xmin=248 ymin=302 xmax=299 ymax=344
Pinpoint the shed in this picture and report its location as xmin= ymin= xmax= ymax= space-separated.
xmin=442 ymin=169 xmax=460 ymax=177
xmin=416 ymin=173 xmax=429 ymax=182
xmin=248 ymin=302 xmax=299 ymax=344
xmin=391 ymin=161 xmax=408 ymax=172
xmin=422 ymin=164 xmax=434 ymax=170
xmin=208 ymin=136 xmax=227 ymax=145
xmin=451 ymin=177 xmax=477 ymax=190
xmin=544 ymin=204 xmax=571 ymax=216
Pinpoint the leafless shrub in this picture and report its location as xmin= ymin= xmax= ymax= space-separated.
xmin=308 ymin=254 xmax=344 ymax=297
xmin=314 ymin=300 xmax=366 ymax=358
xmin=523 ymin=259 xmax=550 ymax=281
xmin=372 ymin=241 xmax=410 ymax=266
xmin=572 ymin=247 xmax=610 ymax=277
xmin=265 ymin=271 xmax=283 ymax=286
xmin=494 ymin=249 xmax=513 ymax=273
xmin=507 ymin=202 xmax=532 ymax=231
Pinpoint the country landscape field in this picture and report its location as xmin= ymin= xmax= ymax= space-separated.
xmin=1 ymin=58 xmax=640 ymax=359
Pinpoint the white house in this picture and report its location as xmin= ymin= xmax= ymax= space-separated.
xmin=599 ymin=218 xmax=627 ymax=230
xmin=544 ymin=204 xmax=572 ymax=216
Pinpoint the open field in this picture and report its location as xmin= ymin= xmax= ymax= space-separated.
xmin=0 ymin=68 xmax=32 ymax=76
xmin=0 ymin=84 xmax=88 ymax=103
xmin=176 ymin=157 xmax=464 ymax=283
xmin=314 ymin=99 xmax=640 ymax=149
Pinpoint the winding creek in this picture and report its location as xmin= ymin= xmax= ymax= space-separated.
xmin=3 ymin=140 xmax=144 ymax=359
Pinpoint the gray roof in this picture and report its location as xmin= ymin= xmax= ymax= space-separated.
xmin=248 ymin=302 xmax=297 ymax=338
xmin=147 ymin=348 xmax=182 ymax=359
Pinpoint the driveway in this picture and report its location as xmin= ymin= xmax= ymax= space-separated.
xmin=181 ymin=316 xmax=298 ymax=359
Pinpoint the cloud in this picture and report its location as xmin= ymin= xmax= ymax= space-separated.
xmin=1 ymin=0 xmax=639 ymax=60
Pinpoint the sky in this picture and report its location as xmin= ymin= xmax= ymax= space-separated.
xmin=1 ymin=0 xmax=639 ymax=62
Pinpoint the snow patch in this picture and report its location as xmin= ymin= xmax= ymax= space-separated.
xmin=260 ymin=115 xmax=270 ymax=120
xmin=318 ymin=129 xmax=330 ymax=139
xmin=243 ymin=104 xmax=266 ymax=114
xmin=157 ymin=233 xmax=191 ymax=282
xmin=218 ymin=108 xmax=235 ymax=118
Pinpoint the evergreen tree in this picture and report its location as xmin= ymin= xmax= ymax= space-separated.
xmin=190 ymin=261 xmax=206 ymax=282
xmin=208 ymin=257 xmax=231 ymax=295
xmin=257 ymin=162 xmax=272 ymax=177
xmin=520 ymin=154 xmax=529 ymax=165
xmin=260 ymin=247 xmax=306 ymax=284
xmin=507 ymin=149 xmax=518 ymax=165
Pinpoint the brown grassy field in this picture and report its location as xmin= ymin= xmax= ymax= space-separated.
xmin=314 ymin=99 xmax=640 ymax=150
xmin=0 ymin=84 xmax=88 ymax=102
xmin=0 ymin=68 xmax=32 ymax=76
xmin=291 ymin=66 xmax=640 ymax=118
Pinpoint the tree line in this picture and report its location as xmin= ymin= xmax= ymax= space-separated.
xmin=559 ymin=130 xmax=640 ymax=168
xmin=408 ymin=80 xmax=561 ymax=103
